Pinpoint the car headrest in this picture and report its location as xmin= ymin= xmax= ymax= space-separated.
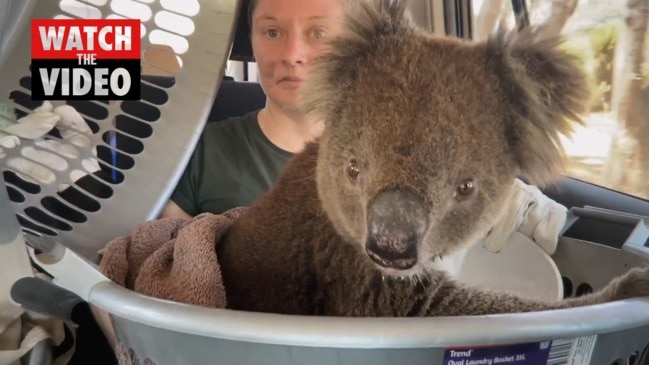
xmin=207 ymin=79 xmax=266 ymax=122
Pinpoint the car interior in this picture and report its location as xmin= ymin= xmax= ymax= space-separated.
xmin=1 ymin=0 xmax=649 ymax=364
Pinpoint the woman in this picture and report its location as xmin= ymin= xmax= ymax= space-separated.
xmin=160 ymin=0 xmax=345 ymax=218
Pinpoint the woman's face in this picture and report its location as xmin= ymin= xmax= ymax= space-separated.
xmin=250 ymin=0 xmax=344 ymax=111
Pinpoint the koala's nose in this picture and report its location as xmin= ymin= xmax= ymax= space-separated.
xmin=365 ymin=188 xmax=428 ymax=270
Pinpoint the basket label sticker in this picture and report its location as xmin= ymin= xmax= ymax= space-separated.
xmin=443 ymin=335 xmax=597 ymax=365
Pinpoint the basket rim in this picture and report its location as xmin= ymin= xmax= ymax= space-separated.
xmin=90 ymin=281 xmax=649 ymax=349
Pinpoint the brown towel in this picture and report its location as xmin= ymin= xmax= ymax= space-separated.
xmin=98 ymin=207 xmax=247 ymax=308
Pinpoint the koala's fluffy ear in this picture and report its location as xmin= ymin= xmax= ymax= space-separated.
xmin=486 ymin=26 xmax=591 ymax=187
xmin=299 ymin=0 xmax=411 ymax=123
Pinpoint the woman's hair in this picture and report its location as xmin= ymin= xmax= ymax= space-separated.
xmin=247 ymin=0 xmax=258 ymax=26
xmin=247 ymin=0 xmax=348 ymax=28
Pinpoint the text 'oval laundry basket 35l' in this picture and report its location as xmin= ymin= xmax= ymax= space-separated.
xmin=1 ymin=1 xmax=649 ymax=365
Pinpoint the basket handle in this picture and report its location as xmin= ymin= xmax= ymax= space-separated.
xmin=10 ymin=276 xmax=87 ymax=325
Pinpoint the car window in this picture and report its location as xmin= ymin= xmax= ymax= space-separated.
xmin=472 ymin=0 xmax=649 ymax=201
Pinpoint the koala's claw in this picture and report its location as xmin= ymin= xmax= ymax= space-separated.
xmin=608 ymin=266 xmax=649 ymax=301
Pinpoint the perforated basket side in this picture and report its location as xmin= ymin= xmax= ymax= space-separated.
xmin=0 ymin=0 xmax=242 ymax=261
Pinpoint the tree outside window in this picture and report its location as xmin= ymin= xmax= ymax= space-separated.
xmin=472 ymin=0 xmax=649 ymax=200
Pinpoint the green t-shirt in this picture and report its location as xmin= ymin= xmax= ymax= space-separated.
xmin=171 ymin=110 xmax=293 ymax=216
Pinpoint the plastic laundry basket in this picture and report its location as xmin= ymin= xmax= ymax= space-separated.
xmin=11 ymin=199 xmax=649 ymax=365
xmin=89 ymin=206 xmax=649 ymax=365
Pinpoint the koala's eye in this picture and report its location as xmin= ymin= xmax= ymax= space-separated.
xmin=347 ymin=159 xmax=361 ymax=182
xmin=454 ymin=179 xmax=475 ymax=200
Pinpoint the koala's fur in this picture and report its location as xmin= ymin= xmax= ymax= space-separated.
xmin=217 ymin=0 xmax=649 ymax=316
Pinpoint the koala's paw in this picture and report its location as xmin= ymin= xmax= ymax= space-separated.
xmin=608 ymin=266 xmax=649 ymax=301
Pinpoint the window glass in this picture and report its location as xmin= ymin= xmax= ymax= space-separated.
xmin=472 ymin=0 xmax=649 ymax=200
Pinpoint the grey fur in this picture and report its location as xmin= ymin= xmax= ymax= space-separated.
xmin=216 ymin=0 xmax=649 ymax=317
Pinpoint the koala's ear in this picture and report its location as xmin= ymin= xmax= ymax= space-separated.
xmin=299 ymin=0 xmax=411 ymax=124
xmin=486 ymin=26 xmax=592 ymax=187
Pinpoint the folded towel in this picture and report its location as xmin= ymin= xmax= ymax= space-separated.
xmin=98 ymin=207 xmax=247 ymax=308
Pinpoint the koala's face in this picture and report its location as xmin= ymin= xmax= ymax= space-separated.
xmin=315 ymin=39 xmax=518 ymax=276
xmin=305 ymin=1 xmax=588 ymax=277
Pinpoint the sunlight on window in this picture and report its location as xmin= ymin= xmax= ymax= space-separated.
xmin=472 ymin=0 xmax=649 ymax=200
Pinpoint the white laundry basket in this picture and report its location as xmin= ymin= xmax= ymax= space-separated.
xmin=2 ymin=1 xmax=649 ymax=365
xmin=85 ymin=209 xmax=649 ymax=365
xmin=0 ymin=0 xmax=235 ymax=262
xmin=6 ymin=172 xmax=649 ymax=365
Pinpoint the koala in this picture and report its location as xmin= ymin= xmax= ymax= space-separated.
xmin=216 ymin=0 xmax=649 ymax=316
